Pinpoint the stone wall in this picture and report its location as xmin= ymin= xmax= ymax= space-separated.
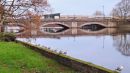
xmin=17 ymin=40 xmax=118 ymax=73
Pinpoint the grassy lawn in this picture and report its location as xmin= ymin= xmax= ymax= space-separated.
xmin=0 ymin=42 xmax=77 ymax=73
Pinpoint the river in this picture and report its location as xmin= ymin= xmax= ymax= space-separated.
xmin=8 ymin=25 xmax=130 ymax=73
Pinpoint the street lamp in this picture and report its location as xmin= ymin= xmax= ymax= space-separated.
xmin=102 ymin=5 xmax=105 ymax=20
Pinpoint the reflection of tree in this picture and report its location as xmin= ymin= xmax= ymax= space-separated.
xmin=113 ymin=35 xmax=130 ymax=56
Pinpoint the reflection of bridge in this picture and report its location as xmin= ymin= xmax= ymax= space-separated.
xmin=16 ymin=28 xmax=118 ymax=38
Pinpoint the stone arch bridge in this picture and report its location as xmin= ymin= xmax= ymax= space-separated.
xmin=0 ymin=17 xmax=118 ymax=32
xmin=41 ymin=18 xmax=118 ymax=28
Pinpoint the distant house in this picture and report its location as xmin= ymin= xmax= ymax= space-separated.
xmin=43 ymin=13 xmax=60 ymax=19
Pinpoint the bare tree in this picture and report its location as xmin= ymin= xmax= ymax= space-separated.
xmin=111 ymin=0 xmax=130 ymax=20
xmin=0 ymin=0 xmax=49 ymax=32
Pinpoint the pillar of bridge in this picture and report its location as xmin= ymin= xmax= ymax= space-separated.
xmin=107 ymin=22 xmax=117 ymax=27
xmin=72 ymin=28 xmax=78 ymax=35
xmin=72 ymin=22 xmax=77 ymax=28
xmin=30 ymin=22 xmax=38 ymax=35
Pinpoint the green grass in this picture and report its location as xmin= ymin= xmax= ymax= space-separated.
xmin=0 ymin=42 xmax=77 ymax=73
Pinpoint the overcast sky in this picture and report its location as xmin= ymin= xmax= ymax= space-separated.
xmin=48 ymin=0 xmax=121 ymax=16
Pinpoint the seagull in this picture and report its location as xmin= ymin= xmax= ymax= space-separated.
xmin=47 ymin=47 xmax=51 ymax=50
xmin=54 ymin=49 xmax=57 ymax=53
xmin=42 ymin=45 xmax=45 ymax=48
xmin=115 ymin=65 xmax=124 ymax=72
xmin=59 ymin=50 xmax=63 ymax=54
xmin=63 ymin=51 xmax=67 ymax=55
xmin=38 ymin=44 xmax=40 ymax=46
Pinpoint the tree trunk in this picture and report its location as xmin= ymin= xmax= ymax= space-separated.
xmin=0 ymin=17 xmax=6 ymax=32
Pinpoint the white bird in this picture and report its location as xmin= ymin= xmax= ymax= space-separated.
xmin=59 ymin=50 xmax=63 ymax=54
xmin=115 ymin=65 xmax=124 ymax=72
xmin=47 ymin=47 xmax=51 ymax=50
xmin=63 ymin=51 xmax=67 ymax=55
xmin=42 ymin=45 xmax=45 ymax=48
xmin=54 ymin=49 xmax=57 ymax=53
xmin=38 ymin=44 xmax=40 ymax=46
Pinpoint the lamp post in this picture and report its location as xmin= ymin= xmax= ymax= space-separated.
xmin=102 ymin=5 xmax=105 ymax=48
xmin=102 ymin=5 xmax=105 ymax=20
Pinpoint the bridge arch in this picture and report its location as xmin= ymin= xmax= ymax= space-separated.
xmin=80 ymin=22 xmax=107 ymax=28
xmin=41 ymin=22 xmax=70 ymax=28
xmin=40 ymin=27 xmax=69 ymax=35
xmin=8 ymin=23 xmax=26 ymax=27
xmin=80 ymin=27 xmax=107 ymax=34
xmin=6 ymin=23 xmax=26 ymax=34
xmin=40 ymin=22 xmax=69 ymax=34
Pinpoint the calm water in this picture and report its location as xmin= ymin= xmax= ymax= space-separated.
xmin=16 ymin=27 xmax=130 ymax=73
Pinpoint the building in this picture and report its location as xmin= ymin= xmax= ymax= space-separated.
xmin=43 ymin=13 xmax=60 ymax=19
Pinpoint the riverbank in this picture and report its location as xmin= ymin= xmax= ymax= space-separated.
xmin=0 ymin=42 xmax=77 ymax=73
xmin=17 ymin=40 xmax=118 ymax=73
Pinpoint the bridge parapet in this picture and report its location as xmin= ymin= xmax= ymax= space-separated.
xmin=42 ymin=18 xmax=112 ymax=22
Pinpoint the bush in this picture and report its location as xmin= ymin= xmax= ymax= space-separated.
xmin=0 ymin=33 xmax=16 ymax=42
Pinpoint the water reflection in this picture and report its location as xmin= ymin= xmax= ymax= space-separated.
xmin=40 ymin=23 xmax=69 ymax=33
xmin=19 ymin=30 xmax=130 ymax=57
xmin=40 ymin=27 xmax=68 ymax=33
xmin=5 ymin=25 xmax=24 ymax=33
xmin=81 ymin=24 xmax=106 ymax=31
xmin=113 ymin=35 xmax=130 ymax=56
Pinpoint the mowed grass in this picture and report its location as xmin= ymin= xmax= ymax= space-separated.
xmin=0 ymin=42 xmax=77 ymax=73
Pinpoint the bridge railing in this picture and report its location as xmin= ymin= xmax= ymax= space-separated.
xmin=42 ymin=18 xmax=116 ymax=22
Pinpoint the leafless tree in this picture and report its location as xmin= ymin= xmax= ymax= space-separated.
xmin=111 ymin=0 xmax=130 ymax=20
xmin=0 ymin=0 xmax=49 ymax=32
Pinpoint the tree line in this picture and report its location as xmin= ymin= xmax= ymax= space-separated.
xmin=94 ymin=0 xmax=130 ymax=21
xmin=111 ymin=0 xmax=130 ymax=20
